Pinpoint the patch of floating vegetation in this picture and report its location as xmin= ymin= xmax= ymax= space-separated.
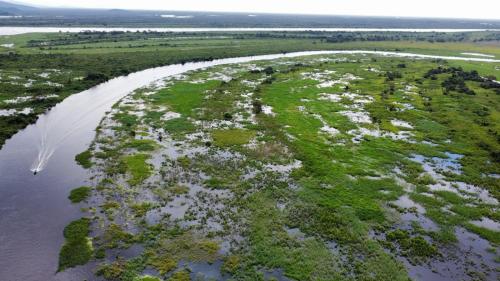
xmin=68 ymin=186 xmax=92 ymax=203
xmin=69 ymin=54 xmax=500 ymax=280
xmin=58 ymin=218 xmax=93 ymax=271
xmin=75 ymin=150 xmax=93 ymax=169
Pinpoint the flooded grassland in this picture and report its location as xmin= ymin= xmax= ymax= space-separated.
xmin=2 ymin=30 xmax=499 ymax=151
xmin=69 ymin=54 xmax=499 ymax=281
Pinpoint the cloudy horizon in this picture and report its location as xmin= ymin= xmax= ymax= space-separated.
xmin=10 ymin=0 xmax=500 ymax=20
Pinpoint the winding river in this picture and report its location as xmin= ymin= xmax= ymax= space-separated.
xmin=0 ymin=50 xmax=499 ymax=281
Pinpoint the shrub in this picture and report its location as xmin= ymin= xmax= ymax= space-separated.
xmin=252 ymin=100 xmax=263 ymax=114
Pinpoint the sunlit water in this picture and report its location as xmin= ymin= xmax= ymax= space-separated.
xmin=0 ymin=50 xmax=499 ymax=281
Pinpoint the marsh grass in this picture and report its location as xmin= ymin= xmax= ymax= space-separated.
xmin=68 ymin=186 xmax=92 ymax=203
xmin=75 ymin=150 xmax=93 ymax=168
xmin=122 ymin=154 xmax=153 ymax=185
xmin=58 ymin=218 xmax=92 ymax=271
xmin=81 ymin=53 xmax=499 ymax=280
xmin=212 ymin=129 xmax=256 ymax=147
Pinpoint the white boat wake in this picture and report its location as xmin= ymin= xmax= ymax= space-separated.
xmin=30 ymin=134 xmax=54 ymax=174
xmin=29 ymin=89 xmax=124 ymax=173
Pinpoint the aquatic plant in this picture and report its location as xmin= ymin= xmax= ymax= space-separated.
xmin=68 ymin=186 xmax=92 ymax=203
xmin=58 ymin=218 xmax=92 ymax=271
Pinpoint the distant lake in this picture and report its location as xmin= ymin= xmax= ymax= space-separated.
xmin=1 ymin=26 xmax=499 ymax=36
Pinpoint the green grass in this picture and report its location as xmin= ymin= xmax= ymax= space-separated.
xmin=170 ymin=185 xmax=189 ymax=195
xmin=122 ymin=154 xmax=152 ymax=186
xmin=386 ymin=229 xmax=439 ymax=258
xmin=68 ymin=186 xmax=92 ymax=203
xmin=153 ymin=81 xmax=216 ymax=116
xmin=126 ymin=139 xmax=157 ymax=151
xmin=242 ymin=191 xmax=345 ymax=280
xmin=212 ymin=129 xmax=256 ymax=147
xmin=130 ymin=202 xmax=154 ymax=217
xmin=102 ymin=223 xmax=135 ymax=249
xmin=465 ymin=223 xmax=500 ymax=244
xmin=163 ymin=117 xmax=196 ymax=135
xmin=134 ymin=276 xmax=162 ymax=281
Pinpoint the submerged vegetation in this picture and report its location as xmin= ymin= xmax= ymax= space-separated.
xmin=58 ymin=51 xmax=500 ymax=280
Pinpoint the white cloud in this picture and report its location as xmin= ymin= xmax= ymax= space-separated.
xmin=19 ymin=0 xmax=500 ymax=20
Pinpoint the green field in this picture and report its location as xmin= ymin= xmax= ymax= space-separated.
xmin=64 ymin=52 xmax=500 ymax=280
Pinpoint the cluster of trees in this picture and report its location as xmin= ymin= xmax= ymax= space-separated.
xmin=480 ymin=79 xmax=500 ymax=93
xmin=27 ymin=31 xmax=182 ymax=47
xmin=473 ymin=32 xmax=500 ymax=42
xmin=249 ymin=66 xmax=275 ymax=75
xmin=25 ymin=30 xmax=500 ymax=49
xmin=442 ymin=74 xmax=477 ymax=95
xmin=84 ymin=72 xmax=109 ymax=83
xmin=324 ymin=32 xmax=487 ymax=43
xmin=425 ymin=67 xmax=500 ymax=95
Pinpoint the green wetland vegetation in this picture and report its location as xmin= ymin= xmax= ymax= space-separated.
xmin=0 ymin=30 xmax=499 ymax=148
xmin=54 ymin=51 xmax=500 ymax=280
xmin=0 ymin=29 xmax=499 ymax=280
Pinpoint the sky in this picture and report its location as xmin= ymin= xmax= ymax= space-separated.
xmin=15 ymin=0 xmax=500 ymax=20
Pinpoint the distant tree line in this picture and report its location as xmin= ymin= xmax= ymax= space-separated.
xmin=324 ymin=32 xmax=500 ymax=43
xmin=25 ymin=30 xmax=500 ymax=48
